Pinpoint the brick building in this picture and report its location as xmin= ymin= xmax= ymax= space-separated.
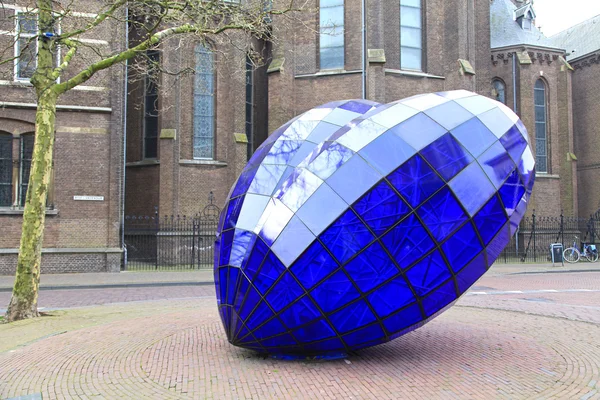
xmin=0 ymin=1 xmax=126 ymax=274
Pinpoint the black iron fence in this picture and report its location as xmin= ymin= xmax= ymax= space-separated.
xmin=497 ymin=210 xmax=600 ymax=263
xmin=124 ymin=202 xmax=221 ymax=271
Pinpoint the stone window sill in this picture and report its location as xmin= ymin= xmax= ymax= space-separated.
xmin=0 ymin=208 xmax=59 ymax=216
xmin=295 ymin=70 xmax=362 ymax=79
xmin=385 ymin=69 xmax=445 ymax=79
xmin=180 ymin=159 xmax=228 ymax=167
xmin=126 ymin=160 xmax=160 ymax=168
xmin=535 ymin=173 xmax=560 ymax=179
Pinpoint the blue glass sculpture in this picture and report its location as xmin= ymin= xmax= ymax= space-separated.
xmin=215 ymin=91 xmax=535 ymax=357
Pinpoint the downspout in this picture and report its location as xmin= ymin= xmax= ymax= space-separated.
xmin=512 ymin=51 xmax=517 ymax=113
xmin=361 ymin=0 xmax=366 ymax=99
xmin=121 ymin=3 xmax=129 ymax=269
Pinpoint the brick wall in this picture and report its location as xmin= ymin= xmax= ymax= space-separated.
xmin=0 ymin=252 xmax=121 ymax=275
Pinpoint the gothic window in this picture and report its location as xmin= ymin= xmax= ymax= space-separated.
xmin=0 ymin=134 xmax=12 ymax=206
xmin=534 ymin=79 xmax=548 ymax=173
xmin=193 ymin=45 xmax=215 ymax=159
xmin=319 ymin=0 xmax=344 ymax=70
xmin=143 ymin=50 xmax=160 ymax=159
xmin=400 ymin=0 xmax=422 ymax=71
xmin=19 ymin=134 xmax=34 ymax=206
xmin=492 ymin=79 xmax=506 ymax=104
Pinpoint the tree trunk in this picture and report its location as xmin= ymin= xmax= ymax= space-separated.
xmin=5 ymin=91 xmax=58 ymax=322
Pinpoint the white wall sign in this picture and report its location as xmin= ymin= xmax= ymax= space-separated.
xmin=73 ymin=195 xmax=104 ymax=201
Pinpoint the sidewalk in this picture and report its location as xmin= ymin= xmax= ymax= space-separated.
xmin=1 ymin=262 xmax=599 ymax=291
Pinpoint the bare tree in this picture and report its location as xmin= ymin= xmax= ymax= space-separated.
xmin=1 ymin=0 xmax=302 ymax=322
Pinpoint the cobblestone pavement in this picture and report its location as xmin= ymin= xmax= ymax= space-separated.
xmin=0 ymin=272 xmax=599 ymax=399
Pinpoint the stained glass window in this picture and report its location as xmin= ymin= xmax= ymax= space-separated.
xmin=492 ymin=79 xmax=506 ymax=105
xmin=400 ymin=0 xmax=422 ymax=71
xmin=193 ymin=45 xmax=215 ymax=159
xmin=320 ymin=0 xmax=344 ymax=70
xmin=534 ymin=79 xmax=547 ymax=173
xmin=0 ymin=134 xmax=12 ymax=206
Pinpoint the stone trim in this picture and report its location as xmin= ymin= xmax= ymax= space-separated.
xmin=126 ymin=160 xmax=160 ymax=167
xmin=535 ymin=173 xmax=560 ymax=180
xmin=384 ymin=69 xmax=445 ymax=79
xmin=57 ymin=127 xmax=109 ymax=134
xmin=0 ymin=208 xmax=59 ymax=216
xmin=295 ymin=70 xmax=362 ymax=79
xmin=0 ymin=102 xmax=112 ymax=113
xmin=179 ymin=159 xmax=228 ymax=167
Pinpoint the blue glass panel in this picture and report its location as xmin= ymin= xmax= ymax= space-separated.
xmin=263 ymin=140 xmax=303 ymax=165
xmin=265 ymin=272 xmax=305 ymax=312
xmin=321 ymin=108 xmax=361 ymax=126
xmin=477 ymin=107 xmax=514 ymax=139
xmin=352 ymin=180 xmax=410 ymax=236
xmin=306 ymin=142 xmax=354 ymax=180
xmin=454 ymin=95 xmax=496 ymax=115
xmin=388 ymin=154 xmax=444 ymax=208
xmin=258 ymin=199 xmax=295 ymax=246
xmin=295 ymin=183 xmax=349 ymax=236
xmin=280 ymin=120 xmax=320 ymax=141
xmin=219 ymin=229 xmax=235 ymax=266
xmin=367 ymin=276 xmax=415 ymax=318
xmin=302 ymin=338 xmax=345 ymax=353
xmin=441 ymin=221 xmax=483 ymax=273
xmin=401 ymin=93 xmax=449 ymax=112
xmin=226 ymin=267 xmax=240 ymax=306
xmin=339 ymin=100 xmax=378 ymax=114
xmin=290 ymin=241 xmax=339 ymax=289
xmin=329 ymin=300 xmax=376 ymax=333
xmin=319 ymin=209 xmax=375 ymax=264
xmin=278 ymin=169 xmax=323 ymax=212
xmin=233 ymin=321 xmax=250 ymax=342
xmin=450 ymin=117 xmax=497 ymax=158
xmin=279 ymin=296 xmax=321 ymax=329
xmin=336 ymin=120 xmax=388 ymax=152
xmin=293 ymin=319 xmax=336 ymax=342
xmin=251 ymin=317 xmax=286 ymax=340
xmin=417 ymin=187 xmax=468 ymax=243
xmin=326 ymin=155 xmax=382 ymax=204
xmin=448 ymin=162 xmax=496 ymax=216
xmin=420 ymin=133 xmax=474 ymax=182
xmin=387 ymin=113 xmax=447 ymax=151
xmin=246 ymin=301 xmax=274 ymax=330
xmin=498 ymin=169 xmax=525 ymax=216
xmin=229 ymin=229 xmax=254 ymax=268
xmin=342 ymin=324 xmax=385 ymax=348
xmin=510 ymin=197 xmax=528 ymax=236
xmin=253 ymin=251 xmax=285 ymax=294
xmin=233 ymin=274 xmax=250 ymax=309
xmin=261 ymin=333 xmax=297 ymax=348
xmin=456 ymin=252 xmax=486 ymax=294
xmin=473 ymin=195 xmax=507 ymax=245
xmin=289 ymin=141 xmax=318 ymax=166
xmin=218 ymin=267 xmax=228 ymax=305
xmin=248 ymin=164 xmax=287 ymax=196
xmin=436 ymin=90 xmax=474 ymax=100
xmin=518 ymin=147 xmax=535 ymax=193
xmin=306 ymin=121 xmax=344 ymax=144
xmin=271 ymin=215 xmax=316 ymax=266
xmin=477 ymin=141 xmax=516 ymax=189
xmin=310 ymin=270 xmax=360 ymax=312
xmin=500 ymin=125 xmax=528 ymax=164
xmin=231 ymin=165 xmax=259 ymax=198
xmin=486 ymin=222 xmax=510 ymax=266
xmin=405 ymin=249 xmax=451 ymax=296
xmin=239 ymin=284 xmax=261 ymax=321
xmin=422 ymin=279 xmax=456 ymax=317
xmin=381 ymin=214 xmax=435 ymax=269
xmin=343 ymin=242 xmax=399 ymax=292
xmin=358 ymin=128 xmax=417 ymax=175
xmin=369 ymin=103 xmax=419 ymax=128
xmin=423 ymin=100 xmax=474 ymax=130
xmin=235 ymin=194 xmax=271 ymax=232
xmin=243 ymin=236 xmax=269 ymax=281
xmin=223 ymin=195 xmax=244 ymax=231
xmin=214 ymin=259 xmax=221 ymax=305
xmin=382 ymin=303 xmax=422 ymax=334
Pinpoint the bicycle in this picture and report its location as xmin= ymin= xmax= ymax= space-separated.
xmin=563 ymin=236 xmax=599 ymax=263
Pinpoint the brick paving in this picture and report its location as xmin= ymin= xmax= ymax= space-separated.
xmin=0 ymin=270 xmax=599 ymax=399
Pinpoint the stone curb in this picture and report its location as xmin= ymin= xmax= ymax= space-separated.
xmin=0 ymin=281 xmax=214 ymax=292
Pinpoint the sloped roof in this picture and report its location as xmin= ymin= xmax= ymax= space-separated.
xmin=550 ymin=15 xmax=600 ymax=61
xmin=490 ymin=0 xmax=562 ymax=50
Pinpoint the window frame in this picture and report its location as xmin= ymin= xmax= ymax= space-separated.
xmin=319 ymin=0 xmax=345 ymax=71
xmin=534 ymin=79 xmax=548 ymax=174
xmin=492 ymin=78 xmax=507 ymax=105
xmin=400 ymin=0 xmax=423 ymax=71
xmin=192 ymin=44 xmax=216 ymax=160
xmin=0 ymin=133 xmax=13 ymax=207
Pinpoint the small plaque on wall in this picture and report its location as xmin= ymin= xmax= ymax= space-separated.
xmin=73 ymin=195 xmax=104 ymax=201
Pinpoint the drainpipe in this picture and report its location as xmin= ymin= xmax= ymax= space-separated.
xmin=512 ymin=51 xmax=517 ymax=113
xmin=121 ymin=4 xmax=129 ymax=268
xmin=361 ymin=0 xmax=366 ymax=99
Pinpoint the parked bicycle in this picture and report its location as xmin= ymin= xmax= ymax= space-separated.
xmin=563 ymin=236 xmax=599 ymax=263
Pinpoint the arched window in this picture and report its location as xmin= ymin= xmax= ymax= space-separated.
xmin=492 ymin=79 xmax=506 ymax=104
xmin=193 ymin=44 xmax=215 ymax=159
xmin=319 ymin=0 xmax=345 ymax=70
xmin=0 ymin=133 xmax=12 ymax=206
xmin=20 ymin=134 xmax=34 ymax=206
xmin=534 ymin=79 xmax=547 ymax=173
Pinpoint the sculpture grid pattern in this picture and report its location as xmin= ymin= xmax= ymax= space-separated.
xmin=215 ymin=90 xmax=535 ymax=356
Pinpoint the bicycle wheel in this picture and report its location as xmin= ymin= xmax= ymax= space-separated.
xmin=563 ymin=247 xmax=580 ymax=263
xmin=585 ymin=251 xmax=599 ymax=262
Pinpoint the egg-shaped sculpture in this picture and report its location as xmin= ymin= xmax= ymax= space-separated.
xmin=215 ymin=91 xmax=534 ymax=357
